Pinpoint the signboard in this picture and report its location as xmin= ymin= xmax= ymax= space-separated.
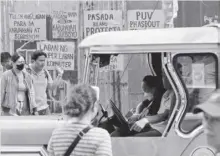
xmin=127 ymin=10 xmax=165 ymax=30
xmin=100 ymin=55 xmax=124 ymax=72
xmin=52 ymin=10 xmax=78 ymax=39
xmin=37 ymin=41 xmax=75 ymax=70
xmin=9 ymin=13 xmax=46 ymax=40
xmin=84 ymin=10 xmax=123 ymax=37
xmin=192 ymin=63 xmax=205 ymax=87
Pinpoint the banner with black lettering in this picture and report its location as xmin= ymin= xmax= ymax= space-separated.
xmin=127 ymin=10 xmax=165 ymax=30
xmin=52 ymin=10 xmax=78 ymax=39
xmin=37 ymin=41 xmax=75 ymax=71
xmin=9 ymin=12 xmax=46 ymax=40
xmin=84 ymin=10 xmax=123 ymax=37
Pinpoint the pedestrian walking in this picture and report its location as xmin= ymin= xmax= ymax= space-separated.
xmin=1 ymin=53 xmax=38 ymax=116
xmin=47 ymin=84 xmax=112 ymax=156
xmin=26 ymin=50 xmax=63 ymax=115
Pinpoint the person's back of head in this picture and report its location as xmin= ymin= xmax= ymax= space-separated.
xmin=64 ymin=84 xmax=98 ymax=120
xmin=1 ymin=52 xmax=12 ymax=70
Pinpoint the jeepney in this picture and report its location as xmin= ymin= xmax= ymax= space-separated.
xmin=1 ymin=24 xmax=220 ymax=156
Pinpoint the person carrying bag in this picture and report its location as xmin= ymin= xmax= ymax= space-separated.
xmin=47 ymin=84 xmax=112 ymax=156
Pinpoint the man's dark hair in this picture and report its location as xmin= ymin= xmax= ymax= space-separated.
xmin=31 ymin=50 xmax=47 ymax=61
xmin=1 ymin=52 xmax=11 ymax=63
xmin=142 ymin=75 xmax=159 ymax=89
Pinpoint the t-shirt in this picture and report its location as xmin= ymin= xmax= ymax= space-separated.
xmin=47 ymin=123 xmax=112 ymax=156
xmin=151 ymin=90 xmax=175 ymax=134
xmin=28 ymin=65 xmax=53 ymax=111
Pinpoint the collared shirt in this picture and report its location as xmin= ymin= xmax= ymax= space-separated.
xmin=28 ymin=64 xmax=53 ymax=111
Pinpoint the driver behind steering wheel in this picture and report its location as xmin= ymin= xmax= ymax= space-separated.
xmin=111 ymin=75 xmax=165 ymax=136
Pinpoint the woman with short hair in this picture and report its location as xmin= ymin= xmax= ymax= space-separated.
xmin=47 ymin=84 xmax=112 ymax=156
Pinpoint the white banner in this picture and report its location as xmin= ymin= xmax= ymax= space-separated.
xmin=100 ymin=55 xmax=124 ymax=72
xmin=84 ymin=10 xmax=123 ymax=37
xmin=9 ymin=13 xmax=46 ymax=40
xmin=37 ymin=41 xmax=75 ymax=70
xmin=52 ymin=10 xmax=78 ymax=39
xmin=127 ymin=10 xmax=165 ymax=30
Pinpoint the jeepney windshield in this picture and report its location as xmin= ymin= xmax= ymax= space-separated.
xmin=87 ymin=53 xmax=164 ymax=118
xmin=173 ymin=53 xmax=218 ymax=133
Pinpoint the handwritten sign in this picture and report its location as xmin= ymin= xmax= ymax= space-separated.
xmin=37 ymin=41 xmax=75 ymax=70
xmin=127 ymin=10 xmax=165 ymax=30
xmin=9 ymin=13 xmax=46 ymax=40
xmin=84 ymin=10 xmax=123 ymax=37
xmin=100 ymin=55 xmax=124 ymax=72
xmin=52 ymin=10 xmax=78 ymax=39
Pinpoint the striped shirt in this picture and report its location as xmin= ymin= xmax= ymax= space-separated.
xmin=47 ymin=123 xmax=112 ymax=156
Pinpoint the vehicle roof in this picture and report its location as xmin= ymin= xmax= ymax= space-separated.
xmin=79 ymin=25 xmax=220 ymax=53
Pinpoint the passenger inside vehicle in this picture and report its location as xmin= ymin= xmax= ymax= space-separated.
xmin=109 ymin=75 xmax=165 ymax=137
xmin=130 ymin=71 xmax=176 ymax=137
xmin=110 ymin=72 xmax=176 ymax=137
xmin=99 ymin=75 xmax=164 ymax=134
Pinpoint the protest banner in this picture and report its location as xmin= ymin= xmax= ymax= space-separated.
xmin=52 ymin=10 xmax=78 ymax=39
xmin=127 ymin=10 xmax=165 ymax=30
xmin=84 ymin=10 xmax=123 ymax=37
xmin=37 ymin=41 xmax=75 ymax=71
xmin=9 ymin=12 xmax=46 ymax=40
xmin=100 ymin=55 xmax=124 ymax=72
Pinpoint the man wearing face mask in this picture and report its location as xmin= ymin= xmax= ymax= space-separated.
xmin=127 ymin=72 xmax=176 ymax=137
xmin=1 ymin=52 xmax=13 ymax=71
xmin=26 ymin=50 xmax=64 ymax=115
xmin=111 ymin=75 xmax=165 ymax=136
xmin=1 ymin=53 xmax=38 ymax=116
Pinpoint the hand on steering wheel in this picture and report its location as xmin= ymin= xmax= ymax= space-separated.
xmin=130 ymin=118 xmax=149 ymax=132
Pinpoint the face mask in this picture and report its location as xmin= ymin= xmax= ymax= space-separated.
xmin=144 ymin=92 xmax=154 ymax=100
xmin=16 ymin=64 xmax=24 ymax=71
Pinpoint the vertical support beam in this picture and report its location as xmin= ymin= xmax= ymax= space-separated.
xmin=5 ymin=1 xmax=10 ymax=53
xmin=0 ymin=1 xmax=5 ymax=52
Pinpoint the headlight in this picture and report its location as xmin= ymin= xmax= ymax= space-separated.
xmin=190 ymin=147 xmax=215 ymax=156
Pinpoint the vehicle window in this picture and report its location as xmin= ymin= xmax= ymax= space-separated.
xmin=88 ymin=53 xmax=170 ymax=137
xmin=91 ymin=53 xmax=155 ymax=115
xmin=173 ymin=53 xmax=218 ymax=132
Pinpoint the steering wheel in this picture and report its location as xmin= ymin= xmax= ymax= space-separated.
xmin=109 ymin=99 xmax=129 ymax=128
